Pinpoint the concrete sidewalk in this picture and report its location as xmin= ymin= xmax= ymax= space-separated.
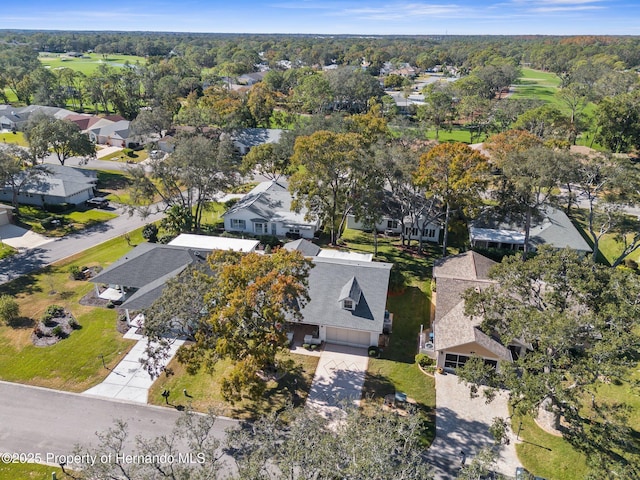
xmin=83 ymin=328 xmax=185 ymax=403
xmin=306 ymin=344 xmax=369 ymax=417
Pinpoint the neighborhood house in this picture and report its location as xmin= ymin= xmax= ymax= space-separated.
xmin=90 ymin=235 xmax=391 ymax=349
xmin=432 ymin=251 xmax=528 ymax=372
xmin=469 ymin=205 xmax=592 ymax=255
xmin=223 ymin=181 xmax=320 ymax=239
xmin=0 ymin=164 xmax=98 ymax=207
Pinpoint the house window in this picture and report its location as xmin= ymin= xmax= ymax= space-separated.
xmin=423 ymin=228 xmax=436 ymax=238
xmin=343 ymin=299 xmax=354 ymax=310
xmin=289 ymin=228 xmax=300 ymax=234
xmin=230 ymin=219 xmax=246 ymax=230
xmin=254 ymin=222 xmax=267 ymax=234
xmin=386 ymin=220 xmax=398 ymax=229
xmin=444 ymin=353 xmax=469 ymax=369
xmin=405 ymin=227 xmax=418 ymax=236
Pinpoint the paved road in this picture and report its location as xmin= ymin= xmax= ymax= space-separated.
xmin=0 ymin=205 xmax=164 ymax=284
xmin=0 ymin=381 xmax=237 ymax=468
xmin=42 ymin=153 xmax=134 ymax=172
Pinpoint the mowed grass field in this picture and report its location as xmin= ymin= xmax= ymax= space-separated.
xmin=512 ymin=67 xmax=563 ymax=106
xmin=38 ymin=52 xmax=146 ymax=75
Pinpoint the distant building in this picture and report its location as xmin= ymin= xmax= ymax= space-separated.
xmin=469 ymin=205 xmax=592 ymax=255
xmin=223 ymin=181 xmax=320 ymax=239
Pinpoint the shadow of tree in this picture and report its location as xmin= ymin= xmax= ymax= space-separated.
xmin=7 ymin=316 xmax=35 ymax=329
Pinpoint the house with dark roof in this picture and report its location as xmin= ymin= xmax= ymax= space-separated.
xmin=0 ymin=164 xmax=98 ymax=206
xmin=232 ymin=128 xmax=283 ymax=155
xmin=469 ymin=205 xmax=592 ymax=255
xmin=91 ymin=234 xmax=390 ymax=348
xmin=223 ymin=181 xmax=320 ymax=239
xmin=90 ymin=235 xmax=260 ymax=325
xmin=432 ymin=251 xmax=527 ymax=372
xmin=301 ymin=256 xmax=392 ymax=348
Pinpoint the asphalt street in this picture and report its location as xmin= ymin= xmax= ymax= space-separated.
xmin=0 ymin=381 xmax=237 ymax=468
xmin=0 ymin=205 xmax=165 ymax=284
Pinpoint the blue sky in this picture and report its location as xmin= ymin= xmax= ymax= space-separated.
xmin=2 ymin=0 xmax=639 ymax=35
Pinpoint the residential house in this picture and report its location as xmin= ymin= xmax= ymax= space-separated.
xmin=301 ymin=256 xmax=392 ymax=348
xmin=432 ymin=251 xmax=527 ymax=372
xmin=231 ymin=128 xmax=283 ymax=155
xmin=347 ymin=214 xmax=441 ymax=243
xmin=284 ymin=237 xmax=373 ymax=262
xmin=90 ymin=235 xmax=260 ymax=325
xmin=223 ymin=181 xmax=320 ymax=239
xmin=0 ymin=164 xmax=98 ymax=206
xmin=90 ymin=234 xmax=390 ymax=349
xmin=85 ymin=119 xmax=134 ymax=148
xmin=469 ymin=205 xmax=592 ymax=255
xmin=237 ymin=72 xmax=268 ymax=86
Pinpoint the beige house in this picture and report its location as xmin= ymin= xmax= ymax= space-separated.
xmin=432 ymin=251 xmax=527 ymax=372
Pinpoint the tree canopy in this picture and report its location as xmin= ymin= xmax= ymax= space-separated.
xmin=459 ymin=247 xmax=640 ymax=477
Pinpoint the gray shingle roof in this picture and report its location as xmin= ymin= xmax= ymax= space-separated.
xmin=283 ymin=238 xmax=321 ymax=257
xmin=233 ymin=128 xmax=282 ymax=148
xmin=223 ymin=181 xmax=314 ymax=227
xmin=10 ymin=164 xmax=97 ymax=199
xmin=90 ymin=243 xmax=206 ymax=289
xmin=470 ymin=205 xmax=592 ymax=253
xmin=301 ymin=257 xmax=392 ymax=333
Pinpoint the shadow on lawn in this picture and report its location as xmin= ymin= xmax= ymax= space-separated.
xmin=363 ymin=369 xmax=435 ymax=444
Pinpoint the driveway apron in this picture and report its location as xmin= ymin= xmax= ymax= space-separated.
xmin=306 ymin=344 xmax=369 ymax=417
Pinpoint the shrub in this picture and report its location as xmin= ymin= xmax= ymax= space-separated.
xmin=106 ymin=301 xmax=115 ymax=309
xmin=142 ymin=223 xmax=159 ymax=243
xmin=0 ymin=294 xmax=20 ymax=325
xmin=368 ymin=346 xmax=381 ymax=358
xmin=157 ymin=233 xmax=175 ymax=244
xmin=68 ymin=317 xmax=79 ymax=329
xmin=68 ymin=265 xmax=85 ymax=280
xmin=51 ymin=325 xmax=64 ymax=337
xmin=624 ymin=258 xmax=639 ymax=271
xmin=44 ymin=305 xmax=65 ymax=318
xmin=256 ymin=235 xmax=282 ymax=248
xmin=415 ymin=353 xmax=434 ymax=368
xmin=44 ymin=203 xmax=72 ymax=213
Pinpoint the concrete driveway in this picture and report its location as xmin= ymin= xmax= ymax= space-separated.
xmin=306 ymin=344 xmax=369 ymax=417
xmin=0 ymin=224 xmax=51 ymax=250
xmin=426 ymin=373 xmax=521 ymax=479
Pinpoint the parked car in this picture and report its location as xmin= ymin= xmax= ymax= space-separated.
xmin=87 ymin=197 xmax=109 ymax=208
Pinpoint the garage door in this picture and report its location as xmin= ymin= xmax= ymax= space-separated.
xmin=325 ymin=327 xmax=371 ymax=348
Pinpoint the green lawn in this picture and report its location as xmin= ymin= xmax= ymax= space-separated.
xmin=0 ymin=131 xmax=28 ymax=146
xmin=569 ymin=207 xmax=640 ymax=266
xmin=39 ymin=52 xmax=146 ymax=75
xmin=516 ymin=364 xmax=640 ymax=480
xmin=98 ymin=148 xmax=149 ymax=163
xmin=198 ymin=202 xmax=226 ymax=228
xmin=512 ymin=68 xmax=562 ymax=105
xmin=149 ymin=352 xmax=319 ymax=419
xmin=336 ymin=229 xmax=437 ymax=440
xmin=17 ymin=205 xmax=117 ymax=236
xmin=0 ymin=242 xmax=16 ymax=260
xmin=0 ymin=228 xmax=145 ymax=390
xmin=0 ymin=462 xmax=64 ymax=480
